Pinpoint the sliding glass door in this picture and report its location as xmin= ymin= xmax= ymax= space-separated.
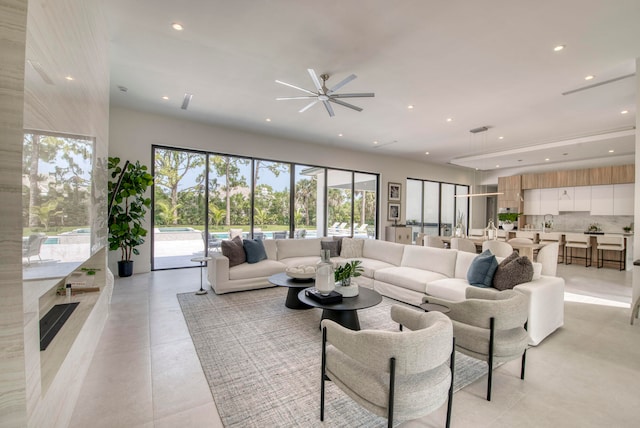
xmin=153 ymin=148 xmax=206 ymax=269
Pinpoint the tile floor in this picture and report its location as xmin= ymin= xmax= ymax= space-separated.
xmin=70 ymin=263 xmax=639 ymax=427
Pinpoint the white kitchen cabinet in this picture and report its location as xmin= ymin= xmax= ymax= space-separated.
xmin=574 ymin=186 xmax=591 ymax=211
xmin=558 ymin=187 xmax=574 ymax=211
xmin=539 ymin=188 xmax=559 ymax=215
xmin=523 ymin=189 xmax=540 ymax=215
xmin=590 ymin=185 xmax=614 ymax=215
xmin=613 ymin=183 xmax=634 ymax=215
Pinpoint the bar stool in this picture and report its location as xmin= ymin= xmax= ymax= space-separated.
xmin=596 ymin=235 xmax=626 ymax=270
xmin=539 ymin=232 xmax=565 ymax=263
xmin=564 ymin=233 xmax=592 ymax=267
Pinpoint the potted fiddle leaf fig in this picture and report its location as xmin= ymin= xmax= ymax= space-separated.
xmin=108 ymin=157 xmax=154 ymax=277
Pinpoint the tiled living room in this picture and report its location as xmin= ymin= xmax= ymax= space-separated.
xmin=68 ymin=263 xmax=638 ymax=427
xmin=3 ymin=1 xmax=640 ymax=427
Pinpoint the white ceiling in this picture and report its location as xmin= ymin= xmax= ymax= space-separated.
xmin=105 ymin=0 xmax=640 ymax=172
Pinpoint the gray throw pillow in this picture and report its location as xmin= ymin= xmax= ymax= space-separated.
xmin=222 ymin=236 xmax=246 ymax=267
xmin=493 ymin=253 xmax=534 ymax=291
xmin=321 ymin=240 xmax=340 ymax=258
xmin=243 ymin=238 xmax=267 ymax=264
xmin=467 ymin=249 xmax=498 ymax=288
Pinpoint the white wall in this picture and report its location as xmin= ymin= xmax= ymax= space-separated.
xmin=108 ymin=107 xmax=475 ymax=273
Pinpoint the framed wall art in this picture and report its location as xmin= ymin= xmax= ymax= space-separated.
xmin=387 ymin=202 xmax=401 ymax=221
xmin=388 ymin=182 xmax=401 ymax=201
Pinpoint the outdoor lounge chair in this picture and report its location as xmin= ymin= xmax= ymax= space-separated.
xmin=22 ymin=233 xmax=48 ymax=265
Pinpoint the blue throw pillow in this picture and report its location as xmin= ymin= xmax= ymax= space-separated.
xmin=467 ymin=249 xmax=498 ymax=288
xmin=243 ymin=239 xmax=267 ymax=264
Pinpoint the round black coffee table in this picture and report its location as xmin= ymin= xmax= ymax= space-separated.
xmin=419 ymin=302 xmax=450 ymax=313
xmin=268 ymin=272 xmax=314 ymax=309
xmin=297 ymin=287 xmax=383 ymax=330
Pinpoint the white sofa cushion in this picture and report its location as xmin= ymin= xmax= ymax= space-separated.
xmin=229 ymin=259 xmax=286 ymax=280
xmin=276 ymin=238 xmax=321 ymax=260
xmin=401 ymin=246 xmax=457 ymax=278
xmin=362 ymin=239 xmax=405 ymax=266
xmin=426 ymin=278 xmax=471 ymax=301
xmin=279 ymin=256 xmax=320 ymax=269
xmin=454 ymin=251 xmax=477 ymax=279
xmin=263 ymin=239 xmax=277 ymax=260
xmin=375 ymin=266 xmax=447 ymax=293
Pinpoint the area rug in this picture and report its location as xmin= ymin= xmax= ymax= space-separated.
xmin=178 ymin=287 xmax=489 ymax=427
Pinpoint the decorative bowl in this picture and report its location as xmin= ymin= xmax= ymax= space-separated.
xmin=285 ymin=266 xmax=316 ymax=280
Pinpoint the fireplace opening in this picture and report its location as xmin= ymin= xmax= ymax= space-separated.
xmin=40 ymin=302 xmax=79 ymax=351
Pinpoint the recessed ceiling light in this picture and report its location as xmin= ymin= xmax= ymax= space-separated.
xmin=65 ymin=75 xmax=74 ymax=81
xmin=161 ymin=96 xmax=169 ymax=100
xmin=609 ymin=149 xmax=615 ymax=153
xmin=265 ymin=118 xmax=271 ymax=122
xmin=498 ymin=136 xmax=504 ymax=140
xmin=495 ymin=165 xmax=500 ymax=168
xmin=172 ymin=22 xmax=183 ymax=31
xmin=338 ymin=133 xmax=343 ymax=137
xmin=621 ymin=110 xmax=629 ymax=114
xmin=407 ymin=105 xmax=414 ymax=109
xmin=425 ymin=151 xmax=430 ymax=155
xmin=553 ymin=45 xmax=565 ymax=52
xmin=545 ymin=158 xmax=550 ymax=161
xmin=446 ymin=118 xmax=453 ymax=122
xmin=373 ymin=141 xmax=379 ymax=145
xmin=585 ymin=75 xmax=595 ymax=80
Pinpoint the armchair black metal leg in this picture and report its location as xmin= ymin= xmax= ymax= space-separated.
xmin=521 ymin=349 xmax=527 ymax=380
xmin=487 ymin=317 xmax=495 ymax=401
xmin=321 ymin=327 xmax=326 ymax=421
xmin=446 ymin=337 xmax=455 ymax=428
xmin=388 ymin=357 xmax=396 ymax=428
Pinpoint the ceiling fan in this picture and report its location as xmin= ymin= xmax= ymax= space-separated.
xmin=275 ymin=69 xmax=374 ymax=117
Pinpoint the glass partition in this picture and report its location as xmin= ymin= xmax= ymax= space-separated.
xmin=22 ymin=131 xmax=95 ymax=280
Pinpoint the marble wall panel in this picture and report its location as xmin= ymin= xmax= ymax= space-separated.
xmin=0 ymin=0 xmax=28 ymax=426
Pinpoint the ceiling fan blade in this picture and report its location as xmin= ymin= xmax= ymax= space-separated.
xmin=330 ymin=92 xmax=375 ymax=98
xmin=329 ymin=98 xmax=363 ymax=112
xmin=299 ymin=100 xmax=318 ymax=113
xmin=322 ymin=100 xmax=335 ymax=117
xmin=276 ymin=96 xmax=316 ymax=100
xmin=327 ymin=74 xmax=356 ymax=94
xmin=307 ymin=69 xmax=323 ymax=92
xmin=275 ymin=80 xmax=317 ymax=96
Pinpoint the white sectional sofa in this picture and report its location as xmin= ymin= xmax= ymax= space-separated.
xmin=207 ymin=237 xmax=564 ymax=345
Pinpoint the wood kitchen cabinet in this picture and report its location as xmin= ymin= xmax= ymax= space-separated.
xmin=612 ymin=164 xmax=635 ymax=184
xmin=497 ymin=175 xmax=522 ymax=210
xmin=589 ymin=167 xmax=612 ymax=185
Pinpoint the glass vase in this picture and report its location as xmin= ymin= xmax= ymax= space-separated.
xmin=315 ymin=249 xmax=334 ymax=296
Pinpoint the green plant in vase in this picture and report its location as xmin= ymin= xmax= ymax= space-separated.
xmin=334 ymin=260 xmax=363 ymax=287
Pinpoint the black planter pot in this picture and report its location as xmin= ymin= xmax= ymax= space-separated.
xmin=118 ymin=260 xmax=134 ymax=277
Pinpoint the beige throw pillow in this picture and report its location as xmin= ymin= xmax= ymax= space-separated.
xmin=340 ymin=238 xmax=364 ymax=258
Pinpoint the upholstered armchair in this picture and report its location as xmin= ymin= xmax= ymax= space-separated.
xmin=535 ymin=242 xmax=559 ymax=276
xmin=450 ymin=237 xmax=478 ymax=253
xmin=424 ymin=287 xmax=529 ymax=401
xmin=482 ymin=240 xmax=513 ymax=258
xmin=321 ymin=305 xmax=455 ymax=427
